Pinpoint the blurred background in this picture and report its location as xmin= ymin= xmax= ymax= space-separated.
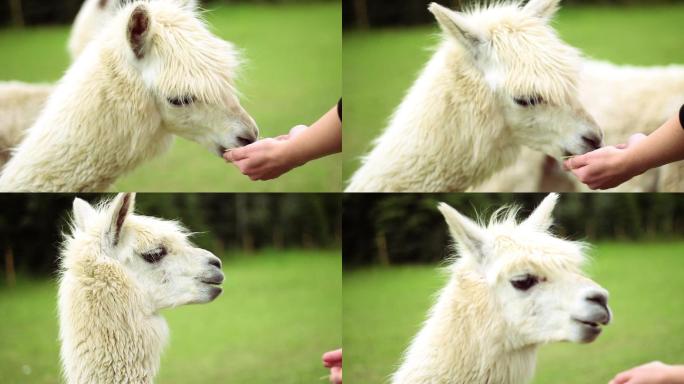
xmin=0 ymin=193 xmax=341 ymax=384
xmin=342 ymin=0 xmax=684 ymax=184
xmin=343 ymin=0 xmax=684 ymax=28
xmin=343 ymin=193 xmax=684 ymax=384
xmin=0 ymin=0 xmax=341 ymax=192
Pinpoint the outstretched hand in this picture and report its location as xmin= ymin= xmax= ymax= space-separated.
xmin=564 ymin=134 xmax=647 ymax=190
xmin=224 ymin=125 xmax=308 ymax=181
xmin=323 ymin=349 xmax=342 ymax=384
xmin=609 ymin=361 xmax=684 ymax=384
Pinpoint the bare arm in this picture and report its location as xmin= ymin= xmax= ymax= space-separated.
xmin=225 ymin=104 xmax=342 ymax=181
xmin=609 ymin=362 xmax=684 ymax=384
xmin=565 ymin=107 xmax=684 ymax=190
xmin=287 ymin=105 xmax=343 ymax=166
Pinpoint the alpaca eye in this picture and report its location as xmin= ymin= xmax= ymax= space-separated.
xmin=167 ymin=96 xmax=196 ymax=107
xmin=141 ymin=246 xmax=168 ymax=263
xmin=514 ymin=96 xmax=545 ymax=107
xmin=510 ymin=274 xmax=539 ymax=291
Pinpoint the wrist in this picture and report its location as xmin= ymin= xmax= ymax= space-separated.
xmin=666 ymin=365 xmax=684 ymax=384
xmin=621 ymin=146 xmax=649 ymax=178
xmin=279 ymin=139 xmax=308 ymax=169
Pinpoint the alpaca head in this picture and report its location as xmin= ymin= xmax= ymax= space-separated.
xmin=429 ymin=0 xmax=603 ymax=158
xmin=66 ymin=193 xmax=224 ymax=310
xmin=438 ymin=194 xmax=611 ymax=349
xmin=106 ymin=0 xmax=259 ymax=156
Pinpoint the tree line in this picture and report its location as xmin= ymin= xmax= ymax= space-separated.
xmin=343 ymin=0 xmax=684 ymax=28
xmin=343 ymin=194 xmax=684 ymax=268
xmin=0 ymin=0 xmax=337 ymax=27
xmin=0 ymin=194 xmax=341 ymax=279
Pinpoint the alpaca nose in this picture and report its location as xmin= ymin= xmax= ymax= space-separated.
xmin=208 ymin=257 xmax=222 ymax=269
xmin=237 ymin=134 xmax=257 ymax=147
xmin=582 ymin=134 xmax=603 ymax=151
xmin=585 ymin=290 xmax=609 ymax=319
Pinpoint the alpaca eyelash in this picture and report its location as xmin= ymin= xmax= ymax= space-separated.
xmin=167 ymin=96 xmax=196 ymax=107
xmin=141 ymin=246 xmax=168 ymax=263
xmin=510 ymin=274 xmax=540 ymax=291
xmin=514 ymin=96 xmax=545 ymax=107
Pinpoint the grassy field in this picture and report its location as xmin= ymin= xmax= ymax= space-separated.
xmin=0 ymin=2 xmax=341 ymax=192
xmin=343 ymin=242 xmax=684 ymax=383
xmin=0 ymin=250 xmax=341 ymax=384
xmin=343 ymin=5 xmax=684 ymax=182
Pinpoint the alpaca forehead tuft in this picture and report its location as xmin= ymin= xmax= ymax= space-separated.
xmin=465 ymin=1 xmax=582 ymax=104
xmin=143 ymin=1 xmax=242 ymax=104
xmin=489 ymin=231 xmax=589 ymax=279
xmin=125 ymin=215 xmax=191 ymax=246
xmin=466 ymin=204 xmax=589 ymax=277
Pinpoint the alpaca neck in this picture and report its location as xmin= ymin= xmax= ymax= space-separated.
xmin=59 ymin=258 xmax=168 ymax=384
xmin=393 ymin=273 xmax=538 ymax=384
xmin=347 ymin=41 xmax=519 ymax=192
xmin=0 ymin=46 xmax=172 ymax=192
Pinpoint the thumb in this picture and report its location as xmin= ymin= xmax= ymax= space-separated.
xmin=564 ymin=154 xmax=590 ymax=171
xmin=224 ymin=147 xmax=249 ymax=163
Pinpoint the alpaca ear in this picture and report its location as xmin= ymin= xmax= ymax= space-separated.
xmin=524 ymin=0 xmax=560 ymax=20
xmin=104 ymin=193 xmax=136 ymax=248
xmin=438 ymin=202 xmax=489 ymax=262
xmin=522 ymin=193 xmax=559 ymax=231
xmin=127 ymin=4 xmax=152 ymax=60
xmin=73 ymin=198 xmax=96 ymax=231
xmin=429 ymin=3 xmax=484 ymax=52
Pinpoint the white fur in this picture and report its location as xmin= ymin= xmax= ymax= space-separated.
xmin=346 ymin=0 xmax=602 ymax=192
xmin=0 ymin=0 xmax=115 ymax=168
xmin=59 ymin=193 xmax=224 ymax=384
xmin=392 ymin=194 xmax=611 ymax=384
xmin=0 ymin=0 xmax=258 ymax=192
xmin=474 ymin=60 xmax=684 ymax=192
xmin=68 ymin=0 xmax=122 ymax=59
xmin=0 ymin=82 xmax=54 ymax=166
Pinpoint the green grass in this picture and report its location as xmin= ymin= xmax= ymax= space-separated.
xmin=0 ymin=250 xmax=341 ymax=384
xmin=343 ymin=242 xmax=684 ymax=384
xmin=0 ymin=2 xmax=341 ymax=192
xmin=342 ymin=5 xmax=684 ymax=182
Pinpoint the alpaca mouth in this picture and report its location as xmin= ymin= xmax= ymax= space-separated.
xmin=576 ymin=319 xmax=600 ymax=328
xmin=201 ymin=275 xmax=224 ymax=286
xmin=573 ymin=316 xmax=608 ymax=330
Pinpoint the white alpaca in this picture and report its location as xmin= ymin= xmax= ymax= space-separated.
xmin=0 ymin=0 xmax=258 ymax=192
xmin=0 ymin=82 xmax=53 ymax=165
xmin=393 ymin=194 xmax=611 ymax=384
xmin=59 ymin=193 xmax=224 ymax=384
xmin=346 ymin=0 xmax=603 ymax=192
xmin=0 ymin=0 xmax=119 ymax=167
xmin=474 ymin=60 xmax=684 ymax=192
xmin=69 ymin=0 xmax=127 ymax=59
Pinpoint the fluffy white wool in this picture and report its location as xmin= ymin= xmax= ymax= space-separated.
xmin=346 ymin=0 xmax=602 ymax=192
xmin=0 ymin=0 xmax=255 ymax=192
xmin=474 ymin=60 xmax=684 ymax=192
xmin=0 ymin=82 xmax=53 ymax=166
xmin=59 ymin=193 xmax=223 ymax=384
xmin=393 ymin=194 xmax=610 ymax=384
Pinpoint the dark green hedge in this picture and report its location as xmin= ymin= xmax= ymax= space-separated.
xmin=343 ymin=0 xmax=684 ymax=28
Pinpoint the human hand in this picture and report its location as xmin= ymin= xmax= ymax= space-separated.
xmin=563 ymin=134 xmax=647 ymax=190
xmin=323 ymin=349 xmax=342 ymax=384
xmin=275 ymin=125 xmax=309 ymax=141
xmin=224 ymin=138 xmax=299 ymax=181
xmin=609 ymin=361 xmax=684 ymax=384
